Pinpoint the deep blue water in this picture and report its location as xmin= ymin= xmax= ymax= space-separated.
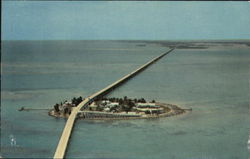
xmin=1 ymin=40 xmax=250 ymax=159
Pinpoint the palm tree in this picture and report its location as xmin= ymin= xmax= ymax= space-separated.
xmin=134 ymin=98 xmax=138 ymax=103
xmin=119 ymin=98 xmax=123 ymax=105
xmin=64 ymin=107 xmax=68 ymax=114
xmin=124 ymin=96 xmax=127 ymax=100
xmin=141 ymin=98 xmax=146 ymax=103
xmin=54 ymin=103 xmax=60 ymax=112
xmin=71 ymin=97 xmax=77 ymax=106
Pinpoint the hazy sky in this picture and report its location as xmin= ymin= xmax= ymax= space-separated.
xmin=2 ymin=1 xmax=250 ymax=40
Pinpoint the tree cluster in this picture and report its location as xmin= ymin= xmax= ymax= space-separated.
xmin=94 ymin=96 xmax=153 ymax=112
xmin=95 ymin=96 xmax=148 ymax=104
xmin=54 ymin=103 xmax=60 ymax=112
xmin=71 ymin=96 xmax=83 ymax=106
xmin=53 ymin=96 xmax=83 ymax=114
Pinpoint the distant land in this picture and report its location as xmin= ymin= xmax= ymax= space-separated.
xmin=3 ymin=39 xmax=250 ymax=50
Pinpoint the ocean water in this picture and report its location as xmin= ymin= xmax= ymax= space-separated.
xmin=1 ymin=40 xmax=250 ymax=159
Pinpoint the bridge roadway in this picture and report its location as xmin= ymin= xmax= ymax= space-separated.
xmin=53 ymin=48 xmax=175 ymax=159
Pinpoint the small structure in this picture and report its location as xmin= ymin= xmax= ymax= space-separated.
xmin=136 ymin=107 xmax=164 ymax=114
xmin=136 ymin=102 xmax=163 ymax=114
xmin=106 ymin=102 xmax=119 ymax=108
xmin=136 ymin=102 xmax=160 ymax=108
xmin=104 ymin=107 xmax=110 ymax=112
xmin=101 ymin=100 xmax=110 ymax=105
xmin=80 ymin=111 xmax=141 ymax=119
xmin=89 ymin=102 xmax=98 ymax=111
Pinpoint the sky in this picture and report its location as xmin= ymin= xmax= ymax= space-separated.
xmin=2 ymin=1 xmax=250 ymax=40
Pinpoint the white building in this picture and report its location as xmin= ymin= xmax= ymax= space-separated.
xmin=136 ymin=102 xmax=160 ymax=108
xmin=101 ymin=100 xmax=111 ymax=105
xmin=89 ymin=102 xmax=98 ymax=111
xmin=106 ymin=102 xmax=119 ymax=108
xmin=104 ymin=107 xmax=110 ymax=112
xmin=136 ymin=103 xmax=163 ymax=114
xmin=136 ymin=107 xmax=164 ymax=114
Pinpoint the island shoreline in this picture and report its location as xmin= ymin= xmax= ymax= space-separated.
xmin=48 ymin=103 xmax=186 ymax=120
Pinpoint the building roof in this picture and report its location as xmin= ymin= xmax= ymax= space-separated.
xmin=137 ymin=102 xmax=155 ymax=106
xmin=101 ymin=100 xmax=111 ymax=104
xmin=136 ymin=102 xmax=159 ymax=108
xmin=107 ymin=102 xmax=119 ymax=106
xmin=136 ymin=107 xmax=163 ymax=112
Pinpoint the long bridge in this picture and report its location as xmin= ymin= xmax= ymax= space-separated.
xmin=53 ymin=48 xmax=175 ymax=159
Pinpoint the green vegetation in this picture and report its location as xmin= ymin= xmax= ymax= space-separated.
xmin=71 ymin=96 xmax=83 ymax=106
xmin=52 ymin=96 xmax=83 ymax=114
xmin=94 ymin=96 xmax=147 ymax=104
xmin=52 ymin=96 xmax=158 ymax=115
xmin=54 ymin=103 xmax=60 ymax=112
xmin=93 ymin=96 xmax=154 ymax=112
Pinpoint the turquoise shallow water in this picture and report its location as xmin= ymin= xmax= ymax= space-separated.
xmin=1 ymin=40 xmax=250 ymax=159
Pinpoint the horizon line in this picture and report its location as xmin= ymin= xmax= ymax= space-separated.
xmin=2 ymin=39 xmax=250 ymax=41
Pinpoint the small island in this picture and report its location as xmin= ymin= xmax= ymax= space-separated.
xmin=49 ymin=96 xmax=187 ymax=120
